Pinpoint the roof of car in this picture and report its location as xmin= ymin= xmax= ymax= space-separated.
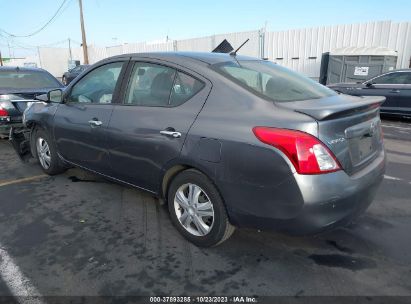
xmin=112 ymin=51 xmax=261 ymax=65
xmin=0 ymin=66 xmax=49 ymax=73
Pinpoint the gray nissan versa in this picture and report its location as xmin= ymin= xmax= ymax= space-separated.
xmin=10 ymin=52 xmax=386 ymax=247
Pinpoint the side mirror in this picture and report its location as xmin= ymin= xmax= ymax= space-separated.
xmin=48 ymin=89 xmax=63 ymax=103
xmin=365 ymin=82 xmax=374 ymax=88
xmin=35 ymin=89 xmax=63 ymax=103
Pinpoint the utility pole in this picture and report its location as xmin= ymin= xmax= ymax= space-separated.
xmin=37 ymin=47 xmax=42 ymax=68
xmin=78 ymin=0 xmax=89 ymax=64
xmin=68 ymin=38 xmax=73 ymax=61
xmin=0 ymin=50 xmax=3 ymax=66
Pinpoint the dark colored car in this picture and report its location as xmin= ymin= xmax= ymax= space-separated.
xmin=0 ymin=66 xmax=63 ymax=136
xmin=328 ymin=69 xmax=411 ymax=118
xmin=11 ymin=52 xmax=386 ymax=247
xmin=62 ymin=65 xmax=90 ymax=86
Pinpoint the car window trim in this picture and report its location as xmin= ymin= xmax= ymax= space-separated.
xmin=118 ymin=59 xmax=206 ymax=108
xmin=64 ymin=59 xmax=130 ymax=105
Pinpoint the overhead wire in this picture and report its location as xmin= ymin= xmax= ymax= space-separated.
xmin=0 ymin=0 xmax=70 ymax=38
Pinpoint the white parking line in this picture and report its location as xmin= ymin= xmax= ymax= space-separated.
xmin=384 ymin=175 xmax=403 ymax=181
xmin=0 ymin=247 xmax=44 ymax=304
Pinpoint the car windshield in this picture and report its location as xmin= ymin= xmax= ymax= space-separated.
xmin=0 ymin=70 xmax=60 ymax=89
xmin=213 ymin=60 xmax=336 ymax=102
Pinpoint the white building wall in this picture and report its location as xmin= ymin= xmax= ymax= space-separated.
xmin=214 ymin=30 xmax=260 ymax=57
xmin=8 ymin=20 xmax=408 ymax=79
xmin=176 ymin=36 xmax=213 ymax=52
xmin=264 ymin=21 xmax=411 ymax=78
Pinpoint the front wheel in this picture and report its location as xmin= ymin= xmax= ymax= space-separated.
xmin=34 ymin=128 xmax=66 ymax=175
xmin=168 ymin=169 xmax=235 ymax=247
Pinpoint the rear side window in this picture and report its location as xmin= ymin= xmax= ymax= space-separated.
xmin=213 ymin=60 xmax=336 ymax=102
xmin=170 ymin=72 xmax=204 ymax=106
xmin=0 ymin=70 xmax=60 ymax=89
xmin=125 ymin=62 xmax=204 ymax=107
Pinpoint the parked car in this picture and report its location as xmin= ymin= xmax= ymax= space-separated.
xmin=11 ymin=52 xmax=386 ymax=247
xmin=328 ymin=69 xmax=411 ymax=118
xmin=0 ymin=66 xmax=63 ymax=137
xmin=62 ymin=65 xmax=90 ymax=86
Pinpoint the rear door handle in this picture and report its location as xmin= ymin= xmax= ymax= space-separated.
xmin=160 ymin=130 xmax=182 ymax=138
xmin=88 ymin=120 xmax=103 ymax=127
xmin=390 ymin=89 xmax=400 ymax=93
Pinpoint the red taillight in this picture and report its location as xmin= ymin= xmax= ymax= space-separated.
xmin=0 ymin=107 xmax=8 ymax=117
xmin=253 ymin=127 xmax=341 ymax=175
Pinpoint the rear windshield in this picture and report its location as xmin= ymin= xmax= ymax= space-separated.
xmin=0 ymin=70 xmax=61 ymax=89
xmin=213 ymin=60 xmax=336 ymax=102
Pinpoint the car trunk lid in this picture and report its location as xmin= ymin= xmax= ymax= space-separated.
xmin=0 ymin=91 xmax=46 ymax=120
xmin=277 ymin=94 xmax=385 ymax=175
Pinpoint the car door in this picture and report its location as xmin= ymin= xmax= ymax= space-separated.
xmin=53 ymin=60 xmax=128 ymax=174
xmin=363 ymin=72 xmax=406 ymax=113
xmin=106 ymin=60 xmax=211 ymax=192
xmin=397 ymin=73 xmax=411 ymax=116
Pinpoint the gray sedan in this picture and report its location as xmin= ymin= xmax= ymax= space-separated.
xmin=11 ymin=52 xmax=386 ymax=247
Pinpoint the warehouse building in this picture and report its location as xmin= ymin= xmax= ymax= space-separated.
xmin=4 ymin=20 xmax=411 ymax=82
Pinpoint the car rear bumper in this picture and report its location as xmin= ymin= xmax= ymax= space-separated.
xmin=0 ymin=122 xmax=23 ymax=135
xmin=227 ymin=149 xmax=386 ymax=234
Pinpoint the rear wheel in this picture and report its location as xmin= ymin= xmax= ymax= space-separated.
xmin=34 ymin=128 xmax=66 ymax=175
xmin=167 ymin=169 xmax=235 ymax=247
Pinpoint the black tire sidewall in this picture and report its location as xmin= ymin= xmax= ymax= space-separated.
xmin=167 ymin=169 xmax=229 ymax=247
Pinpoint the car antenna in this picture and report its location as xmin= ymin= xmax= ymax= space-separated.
xmin=230 ymin=38 xmax=250 ymax=56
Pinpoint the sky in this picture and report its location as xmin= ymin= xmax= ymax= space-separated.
xmin=1 ymin=0 xmax=410 ymax=57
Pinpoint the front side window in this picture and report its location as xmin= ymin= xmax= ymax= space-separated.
xmin=125 ymin=62 xmax=204 ymax=107
xmin=213 ymin=60 xmax=336 ymax=102
xmin=68 ymin=62 xmax=123 ymax=104
xmin=371 ymin=72 xmax=411 ymax=85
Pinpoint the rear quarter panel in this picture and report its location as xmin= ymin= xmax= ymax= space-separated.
xmin=182 ymin=72 xmax=318 ymax=223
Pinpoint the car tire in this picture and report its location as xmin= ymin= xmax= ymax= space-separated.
xmin=167 ymin=169 xmax=235 ymax=247
xmin=33 ymin=128 xmax=66 ymax=175
xmin=62 ymin=76 xmax=67 ymax=86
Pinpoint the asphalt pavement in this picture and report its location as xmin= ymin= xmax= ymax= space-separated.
xmin=0 ymin=118 xmax=410 ymax=299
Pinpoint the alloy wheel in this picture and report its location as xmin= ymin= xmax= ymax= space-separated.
xmin=36 ymin=137 xmax=51 ymax=169
xmin=174 ymin=183 xmax=214 ymax=236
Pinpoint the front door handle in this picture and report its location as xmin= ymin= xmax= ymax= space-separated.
xmin=390 ymin=89 xmax=400 ymax=93
xmin=88 ymin=120 xmax=103 ymax=127
xmin=160 ymin=130 xmax=182 ymax=138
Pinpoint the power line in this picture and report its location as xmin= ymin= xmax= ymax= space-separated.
xmin=0 ymin=0 xmax=70 ymax=38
